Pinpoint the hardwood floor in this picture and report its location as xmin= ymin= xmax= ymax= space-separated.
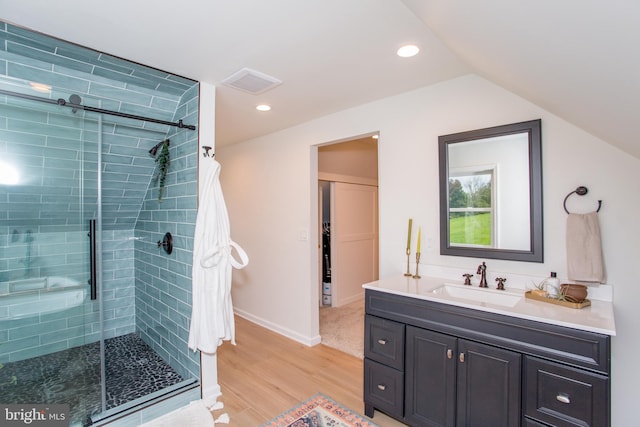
xmin=216 ymin=315 xmax=406 ymax=426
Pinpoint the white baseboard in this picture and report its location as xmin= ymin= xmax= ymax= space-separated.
xmin=234 ymin=308 xmax=321 ymax=346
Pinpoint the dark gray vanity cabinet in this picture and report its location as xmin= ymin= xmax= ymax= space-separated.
xmin=363 ymin=289 xmax=611 ymax=427
xmin=404 ymin=326 xmax=521 ymax=426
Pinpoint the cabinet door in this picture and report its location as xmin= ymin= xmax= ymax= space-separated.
xmin=405 ymin=326 xmax=457 ymax=427
xmin=457 ymin=339 xmax=521 ymax=427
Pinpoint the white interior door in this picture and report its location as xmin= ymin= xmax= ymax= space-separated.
xmin=331 ymin=182 xmax=378 ymax=307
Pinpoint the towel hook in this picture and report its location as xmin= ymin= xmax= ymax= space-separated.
xmin=202 ymin=146 xmax=214 ymax=158
xmin=563 ymin=186 xmax=602 ymax=214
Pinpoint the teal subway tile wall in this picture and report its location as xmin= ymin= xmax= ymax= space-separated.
xmin=0 ymin=21 xmax=199 ymax=381
xmin=134 ymin=83 xmax=200 ymax=380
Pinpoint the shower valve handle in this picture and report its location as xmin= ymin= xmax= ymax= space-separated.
xmin=157 ymin=232 xmax=173 ymax=255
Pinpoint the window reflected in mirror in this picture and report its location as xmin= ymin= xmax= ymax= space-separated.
xmin=448 ymin=168 xmax=494 ymax=247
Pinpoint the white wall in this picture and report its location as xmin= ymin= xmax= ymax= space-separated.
xmin=196 ymin=82 xmax=220 ymax=399
xmin=216 ymin=74 xmax=640 ymax=426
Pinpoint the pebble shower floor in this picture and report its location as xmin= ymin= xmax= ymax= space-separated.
xmin=0 ymin=333 xmax=184 ymax=426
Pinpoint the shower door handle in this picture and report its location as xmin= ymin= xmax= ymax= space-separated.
xmin=89 ymin=219 xmax=97 ymax=300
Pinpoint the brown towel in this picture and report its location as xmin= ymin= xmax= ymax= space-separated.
xmin=566 ymin=212 xmax=605 ymax=282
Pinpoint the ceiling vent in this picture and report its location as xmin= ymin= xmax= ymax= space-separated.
xmin=221 ymin=68 xmax=282 ymax=95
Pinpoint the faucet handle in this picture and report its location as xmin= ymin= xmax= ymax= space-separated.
xmin=495 ymin=277 xmax=507 ymax=290
xmin=462 ymin=273 xmax=473 ymax=286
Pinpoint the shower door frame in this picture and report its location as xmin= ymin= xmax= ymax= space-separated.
xmin=0 ymin=92 xmax=107 ymax=425
xmin=0 ymin=90 xmax=201 ymax=426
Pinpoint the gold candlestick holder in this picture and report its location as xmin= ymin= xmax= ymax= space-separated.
xmin=404 ymin=248 xmax=412 ymax=276
xmin=413 ymin=252 xmax=421 ymax=279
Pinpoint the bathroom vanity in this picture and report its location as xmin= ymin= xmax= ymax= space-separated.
xmin=362 ymin=276 xmax=616 ymax=427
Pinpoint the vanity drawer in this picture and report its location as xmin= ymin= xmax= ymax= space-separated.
xmin=364 ymin=358 xmax=404 ymax=419
xmin=524 ymin=356 xmax=609 ymax=427
xmin=365 ymin=315 xmax=404 ymax=370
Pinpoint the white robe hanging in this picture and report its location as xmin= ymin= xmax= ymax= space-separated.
xmin=188 ymin=160 xmax=248 ymax=354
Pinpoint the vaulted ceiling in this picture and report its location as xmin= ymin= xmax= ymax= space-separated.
xmin=1 ymin=0 xmax=638 ymax=158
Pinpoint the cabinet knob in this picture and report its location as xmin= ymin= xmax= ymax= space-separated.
xmin=377 ymin=338 xmax=387 ymax=345
xmin=447 ymin=349 xmax=453 ymax=359
xmin=459 ymin=352 xmax=465 ymax=363
xmin=556 ymin=393 xmax=571 ymax=404
xmin=377 ymin=384 xmax=386 ymax=391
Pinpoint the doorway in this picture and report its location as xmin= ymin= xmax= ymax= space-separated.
xmin=317 ymin=135 xmax=379 ymax=358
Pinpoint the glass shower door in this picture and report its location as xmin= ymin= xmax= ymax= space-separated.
xmin=0 ymin=86 xmax=104 ymax=426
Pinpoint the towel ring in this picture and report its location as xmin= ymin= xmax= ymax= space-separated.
xmin=563 ymin=186 xmax=602 ymax=214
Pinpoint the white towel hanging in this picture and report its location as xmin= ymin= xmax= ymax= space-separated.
xmin=188 ymin=160 xmax=248 ymax=354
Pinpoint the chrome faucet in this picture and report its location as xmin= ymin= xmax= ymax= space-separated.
xmin=476 ymin=261 xmax=488 ymax=288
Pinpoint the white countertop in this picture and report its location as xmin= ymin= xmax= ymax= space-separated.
xmin=363 ymin=276 xmax=616 ymax=336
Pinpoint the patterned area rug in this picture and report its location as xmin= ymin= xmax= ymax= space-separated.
xmin=260 ymin=393 xmax=379 ymax=427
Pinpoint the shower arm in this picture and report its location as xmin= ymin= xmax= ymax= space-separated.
xmin=149 ymin=139 xmax=170 ymax=156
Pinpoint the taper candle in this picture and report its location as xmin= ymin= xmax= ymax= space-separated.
xmin=416 ymin=227 xmax=421 ymax=253
xmin=406 ymin=218 xmax=413 ymax=251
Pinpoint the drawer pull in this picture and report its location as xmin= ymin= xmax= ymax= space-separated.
xmin=459 ymin=352 xmax=465 ymax=363
xmin=556 ymin=393 xmax=571 ymax=404
xmin=447 ymin=349 xmax=453 ymax=359
xmin=377 ymin=338 xmax=387 ymax=345
xmin=377 ymin=384 xmax=386 ymax=391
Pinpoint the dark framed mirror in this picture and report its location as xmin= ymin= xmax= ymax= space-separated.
xmin=439 ymin=119 xmax=543 ymax=262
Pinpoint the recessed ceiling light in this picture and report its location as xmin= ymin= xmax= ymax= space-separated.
xmin=397 ymin=44 xmax=419 ymax=58
xmin=256 ymin=104 xmax=271 ymax=112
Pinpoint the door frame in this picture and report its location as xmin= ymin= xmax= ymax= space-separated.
xmin=311 ymin=132 xmax=380 ymax=335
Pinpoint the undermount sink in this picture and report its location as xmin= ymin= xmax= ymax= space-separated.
xmin=431 ymin=283 xmax=523 ymax=307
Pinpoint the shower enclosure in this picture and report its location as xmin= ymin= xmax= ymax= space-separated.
xmin=0 ymin=22 xmax=200 ymax=426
